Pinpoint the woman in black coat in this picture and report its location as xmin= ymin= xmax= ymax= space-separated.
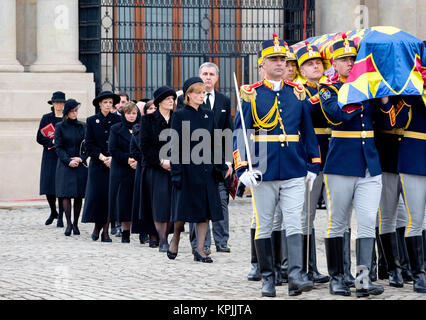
xmin=81 ymin=91 xmax=121 ymax=242
xmin=130 ymin=100 xmax=158 ymax=245
xmin=168 ymin=77 xmax=225 ymax=263
xmin=108 ymin=101 xmax=141 ymax=243
xmin=54 ymin=99 xmax=88 ymax=236
xmin=36 ymin=91 xmax=66 ymax=227
xmin=140 ymin=86 xmax=176 ymax=252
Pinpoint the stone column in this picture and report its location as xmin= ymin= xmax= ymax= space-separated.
xmin=0 ymin=0 xmax=24 ymax=72
xmin=30 ymin=0 xmax=86 ymax=72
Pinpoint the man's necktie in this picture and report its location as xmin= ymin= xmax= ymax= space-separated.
xmin=205 ymin=92 xmax=211 ymax=110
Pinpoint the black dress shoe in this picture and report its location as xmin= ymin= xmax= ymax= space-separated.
xmin=139 ymin=233 xmax=149 ymax=244
xmin=167 ymin=249 xmax=178 ymax=260
xmin=64 ymin=225 xmax=72 ymax=236
xmin=91 ymin=233 xmax=99 ymax=241
xmin=149 ymin=240 xmax=159 ymax=248
xmin=56 ymin=217 xmax=64 ymax=228
xmin=216 ymin=245 xmax=231 ymax=253
xmin=101 ymin=234 xmax=112 ymax=242
xmin=159 ymin=243 xmax=170 ymax=252
xmin=193 ymin=250 xmax=213 ymax=263
xmin=45 ymin=211 xmax=58 ymax=225
xmin=72 ymin=225 xmax=80 ymax=235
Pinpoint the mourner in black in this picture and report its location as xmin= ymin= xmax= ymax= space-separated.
xmin=54 ymin=99 xmax=88 ymax=236
xmin=168 ymin=77 xmax=225 ymax=263
xmin=37 ymin=91 xmax=66 ymax=227
xmin=81 ymin=91 xmax=121 ymax=242
xmin=140 ymin=86 xmax=176 ymax=252
xmin=109 ymin=101 xmax=141 ymax=243
xmin=189 ymin=62 xmax=234 ymax=255
xmin=130 ymin=100 xmax=156 ymax=244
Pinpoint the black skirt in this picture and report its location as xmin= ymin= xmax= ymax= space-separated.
xmin=55 ymin=160 xmax=88 ymax=198
xmin=39 ymin=149 xmax=58 ymax=195
xmin=140 ymin=166 xmax=172 ymax=223
xmin=81 ymin=160 xmax=110 ymax=225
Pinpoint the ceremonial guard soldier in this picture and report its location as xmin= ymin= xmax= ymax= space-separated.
xmin=373 ymin=96 xmax=412 ymax=287
xmin=295 ymin=41 xmax=330 ymax=284
xmin=394 ymin=95 xmax=426 ymax=293
xmin=234 ymin=34 xmax=321 ymax=297
xmin=319 ymin=35 xmax=391 ymax=297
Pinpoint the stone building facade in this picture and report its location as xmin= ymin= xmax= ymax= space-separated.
xmin=0 ymin=0 xmax=425 ymax=200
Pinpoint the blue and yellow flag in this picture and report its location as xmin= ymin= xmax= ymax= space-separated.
xmin=292 ymin=26 xmax=426 ymax=108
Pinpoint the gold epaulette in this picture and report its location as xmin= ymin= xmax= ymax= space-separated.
xmin=284 ymin=80 xmax=306 ymax=101
xmin=240 ymin=81 xmax=262 ymax=102
xmin=309 ymin=93 xmax=320 ymax=104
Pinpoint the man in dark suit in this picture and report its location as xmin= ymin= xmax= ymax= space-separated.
xmin=178 ymin=62 xmax=234 ymax=254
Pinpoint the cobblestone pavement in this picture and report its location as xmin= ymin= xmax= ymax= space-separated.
xmin=0 ymin=197 xmax=425 ymax=301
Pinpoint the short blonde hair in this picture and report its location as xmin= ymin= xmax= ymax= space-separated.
xmin=184 ymin=82 xmax=206 ymax=104
xmin=123 ymin=101 xmax=138 ymax=114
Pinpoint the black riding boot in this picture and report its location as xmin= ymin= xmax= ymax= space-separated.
xmin=271 ymin=230 xmax=283 ymax=286
xmin=308 ymin=229 xmax=329 ymax=283
xmin=379 ymin=232 xmax=404 ymax=287
xmin=376 ymin=228 xmax=388 ymax=280
xmin=248 ymin=228 xmax=261 ymax=281
xmin=405 ymin=236 xmax=426 ymax=293
xmin=355 ymin=238 xmax=385 ymax=298
xmin=325 ymin=237 xmax=351 ymax=296
xmin=396 ymin=227 xmax=414 ymax=282
xmin=287 ymin=234 xmax=313 ymax=296
xmin=343 ymin=229 xmax=355 ymax=287
xmin=280 ymin=229 xmax=288 ymax=283
xmin=423 ymin=230 xmax=426 ymax=270
xmin=254 ymin=238 xmax=276 ymax=297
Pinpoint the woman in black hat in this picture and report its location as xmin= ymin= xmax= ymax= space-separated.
xmin=36 ymin=91 xmax=66 ymax=227
xmin=54 ymin=99 xmax=88 ymax=236
xmin=81 ymin=91 xmax=121 ymax=242
xmin=130 ymin=99 xmax=158 ymax=245
xmin=139 ymin=87 xmax=176 ymax=252
xmin=167 ymin=77 xmax=225 ymax=262
xmin=108 ymin=101 xmax=141 ymax=243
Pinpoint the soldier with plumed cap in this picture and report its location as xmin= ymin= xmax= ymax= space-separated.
xmin=318 ymin=34 xmax=394 ymax=297
xmin=282 ymin=42 xmax=299 ymax=82
xmin=81 ymin=91 xmax=121 ymax=242
xmin=234 ymin=33 xmax=321 ymax=297
xmin=392 ymin=95 xmax=426 ymax=293
xmin=294 ymin=40 xmax=331 ymax=285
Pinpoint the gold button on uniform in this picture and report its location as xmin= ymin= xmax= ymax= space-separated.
xmin=279 ymin=134 xmax=285 ymax=142
xmin=281 ymin=143 xmax=285 ymax=147
xmin=360 ymin=114 xmax=364 ymax=118
xmin=361 ymin=131 xmax=367 ymax=138
xmin=362 ymin=123 xmax=365 ymax=127
xmin=362 ymin=141 xmax=366 ymax=145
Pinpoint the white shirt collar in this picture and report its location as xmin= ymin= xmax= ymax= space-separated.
xmin=269 ymin=80 xmax=282 ymax=91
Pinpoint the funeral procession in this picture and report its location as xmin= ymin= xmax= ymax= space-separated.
xmin=0 ymin=0 xmax=426 ymax=304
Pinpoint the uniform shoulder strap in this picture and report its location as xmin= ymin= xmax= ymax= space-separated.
xmin=240 ymin=81 xmax=262 ymax=102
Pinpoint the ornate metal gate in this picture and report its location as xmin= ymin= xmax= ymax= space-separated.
xmin=79 ymin=0 xmax=315 ymax=106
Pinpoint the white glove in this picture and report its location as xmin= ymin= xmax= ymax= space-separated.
xmin=305 ymin=171 xmax=317 ymax=192
xmin=239 ymin=170 xmax=259 ymax=188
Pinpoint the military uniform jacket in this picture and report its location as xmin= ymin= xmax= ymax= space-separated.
xmin=304 ymin=81 xmax=332 ymax=170
xmin=318 ymin=79 xmax=393 ymax=177
xmin=54 ymin=119 xmax=88 ymax=198
xmin=373 ymin=96 xmax=406 ymax=174
xmin=233 ymin=79 xmax=321 ymax=181
xmin=36 ymin=111 xmax=63 ymax=195
xmin=395 ymin=95 xmax=426 ymax=176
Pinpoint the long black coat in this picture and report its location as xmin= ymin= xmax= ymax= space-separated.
xmin=170 ymin=104 xmax=225 ymax=223
xmin=140 ymin=110 xmax=172 ymax=223
xmin=54 ymin=119 xmax=88 ymax=198
xmin=82 ymin=111 xmax=121 ymax=225
xmin=108 ymin=120 xmax=136 ymax=223
xmin=36 ymin=111 xmax=63 ymax=195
